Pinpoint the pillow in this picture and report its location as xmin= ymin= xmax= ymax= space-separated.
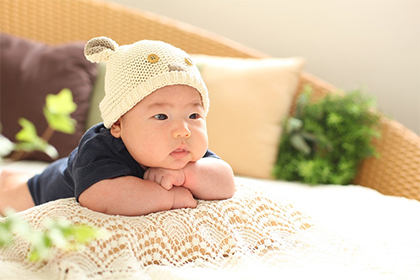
xmin=0 ymin=180 xmax=313 ymax=274
xmin=85 ymin=62 xmax=106 ymax=129
xmin=192 ymin=55 xmax=305 ymax=179
xmin=0 ymin=34 xmax=97 ymax=161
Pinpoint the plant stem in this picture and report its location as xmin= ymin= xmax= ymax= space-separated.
xmin=10 ymin=126 xmax=55 ymax=161
xmin=41 ymin=126 xmax=55 ymax=143
xmin=10 ymin=150 xmax=25 ymax=161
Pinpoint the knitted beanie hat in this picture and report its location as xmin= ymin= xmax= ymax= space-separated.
xmin=84 ymin=37 xmax=209 ymax=128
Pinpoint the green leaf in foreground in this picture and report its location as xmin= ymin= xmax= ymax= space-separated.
xmin=43 ymin=88 xmax=77 ymax=134
xmin=0 ymin=211 xmax=103 ymax=262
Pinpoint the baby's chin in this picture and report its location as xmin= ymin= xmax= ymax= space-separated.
xmin=165 ymin=159 xmax=194 ymax=170
xmin=138 ymin=151 xmax=203 ymax=170
xmin=140 ymin=159 xmax=192 ymax=171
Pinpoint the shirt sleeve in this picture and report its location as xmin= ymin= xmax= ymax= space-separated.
xmin=69 ymin=132 xmax=140 ymax=202
xmin=203 ymin=149 xmax=220 ymax=159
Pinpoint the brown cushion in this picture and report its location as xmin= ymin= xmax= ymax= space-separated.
xmin=0 ymin=34 xmax=97 ymax=161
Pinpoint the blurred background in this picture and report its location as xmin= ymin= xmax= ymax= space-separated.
xmin=109 ymin=0 xmax=419 ymax=135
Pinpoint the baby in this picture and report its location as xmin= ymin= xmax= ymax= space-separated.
xmin=0 ymin=37 xmax=236 ymax=216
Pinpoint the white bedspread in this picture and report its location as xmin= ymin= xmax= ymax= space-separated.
xmin=1 ymin=161 xmax=419 ymax=279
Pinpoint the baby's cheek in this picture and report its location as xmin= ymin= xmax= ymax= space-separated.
xmin=128 ymin=145 xmax=154 ymax=167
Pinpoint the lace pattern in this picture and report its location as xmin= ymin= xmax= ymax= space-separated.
xmin=1 ymin=178 xmax=419 ymax=279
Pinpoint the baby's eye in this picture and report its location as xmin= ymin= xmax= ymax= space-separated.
xmin=189 ymin=113 xmax=201 ymax=120
xmin=154 ymin=114 xmax=168 ymax=120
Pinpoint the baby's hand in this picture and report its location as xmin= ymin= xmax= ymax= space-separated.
xmin=172 ymin=186 xmax=197 ymax=209
xmin=143 ymin=167 xmax=185 ymax=190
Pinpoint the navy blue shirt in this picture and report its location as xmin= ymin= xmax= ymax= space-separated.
xmin=28 ymin=123 xmax=219 ymax=205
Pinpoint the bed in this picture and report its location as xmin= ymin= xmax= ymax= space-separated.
xmin=1 ymin=0 xmax=420 ymax=279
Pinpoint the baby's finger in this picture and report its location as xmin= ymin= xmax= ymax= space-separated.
xmin=143 ymin=169 xmax=154 ymax=182
xmin=143 ymin=169 xmax=150 ymax=180
xmin=160 ymin=176 xmax=173 ymax=190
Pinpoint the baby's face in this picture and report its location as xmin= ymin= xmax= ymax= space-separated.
xmin=111 ymin=85 xmax=208 ymax=170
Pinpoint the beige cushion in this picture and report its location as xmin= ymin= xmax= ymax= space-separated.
xmin=192 ymin=55 xmax=305 ymax=179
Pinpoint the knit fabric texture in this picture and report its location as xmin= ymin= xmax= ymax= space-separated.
xmin=84 ymin=37 xmax=209 ymax=128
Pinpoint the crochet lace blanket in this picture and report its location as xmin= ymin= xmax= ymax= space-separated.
xmin=1 ymin=178 xmax=419 ymax=280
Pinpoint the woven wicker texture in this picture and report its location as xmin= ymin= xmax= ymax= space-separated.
xmin=355 ymin=118 xmax=420 ymax=200
xmin=1 ymin=0 xmax=419 ymax=200
xmin=0 ymin=0 xmax=265 ymax=58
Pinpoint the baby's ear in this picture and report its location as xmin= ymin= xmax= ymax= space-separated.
xmin=84 ymin=37 xmax=119 ymax=63
xmin=110 ymin=120 xmax=122 ymax=138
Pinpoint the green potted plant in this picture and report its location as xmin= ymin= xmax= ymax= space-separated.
xmin=273 ymin=86 xmax=381 ymax=185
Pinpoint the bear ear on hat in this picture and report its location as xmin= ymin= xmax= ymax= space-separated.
xmin=84 ymin=37 xmax=119 ymax=63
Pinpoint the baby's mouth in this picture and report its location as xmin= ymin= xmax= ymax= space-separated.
xmin=170 ymin=148 xmax=189 ymax=159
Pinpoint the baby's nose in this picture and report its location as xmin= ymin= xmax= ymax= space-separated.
xmin=172 ymin=124 xmax=191 ymax=138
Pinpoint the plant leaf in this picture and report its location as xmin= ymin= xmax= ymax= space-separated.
xmin=327 ymin=112 xmax=342 ymax=126
xmin=15 ymin=118 xmax=38 ymax=143
xmin=73 ymin=225 xmax=102 ymax=243
xmin=43 ymin=108 xmax=76 ymax=134
xmin=290 ymin=133 xmax=311 ymax=155
xmin=295 ymin=85 xmax=311 ymax=118
xmin=45 ymin=88 xmax=77 ymax=115
xmin=13 ymin=118 xmax=59 ymax=159
xmin=286 ymin=117 xmax=303 ymax=134
xmin=0 ymin=222 xmax=13 ymax=247
xmin=43 ymin=89 xmax=77 ymax=134
xmin=301 ymin=131 xmax=318 ymax=142
xmin=43 ymin=144 xmax=59 ymax=160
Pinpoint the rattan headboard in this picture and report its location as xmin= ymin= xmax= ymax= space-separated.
xmin=0 ymin=0 xmax=265 ymax=57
